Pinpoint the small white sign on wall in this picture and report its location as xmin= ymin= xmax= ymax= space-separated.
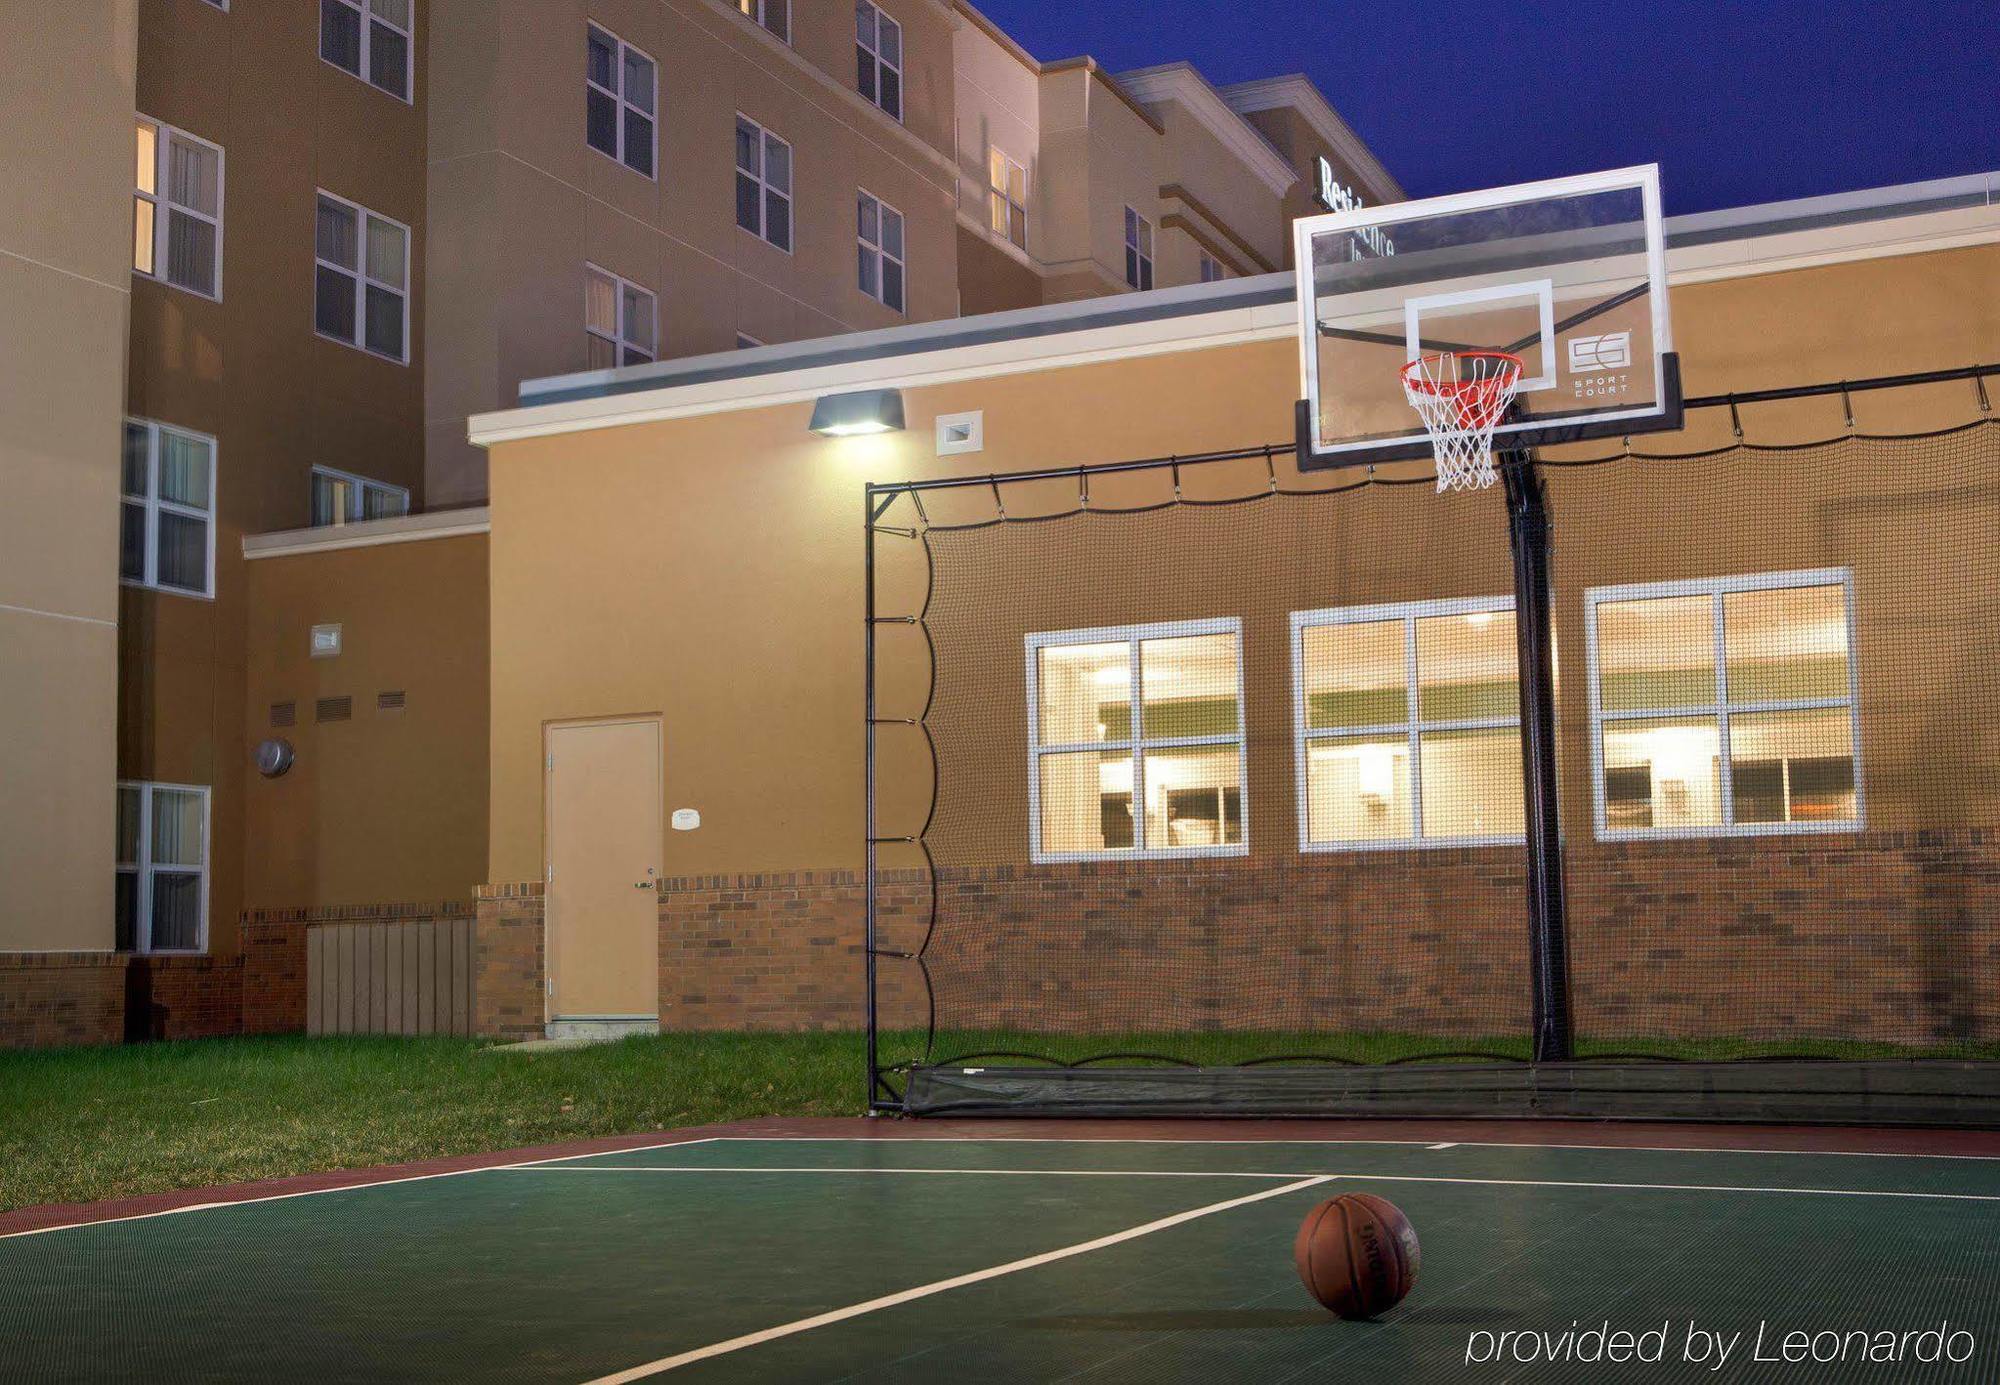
xmin=671 ymin=807 xmax=701 ymax=832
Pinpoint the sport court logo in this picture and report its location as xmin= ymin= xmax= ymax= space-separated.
xmin=1568 ymin=331 xmax=1632 ymax=373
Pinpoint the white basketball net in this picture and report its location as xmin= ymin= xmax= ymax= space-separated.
xmin=1399 ymin=351 xmax=1524 ymax=493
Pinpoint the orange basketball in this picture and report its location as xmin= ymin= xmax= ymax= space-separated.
xmin=1294 ymin=1193 xmax=1421 ymax=1319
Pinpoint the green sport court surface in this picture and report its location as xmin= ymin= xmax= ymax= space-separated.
xmin=5 ymin=1123 xmax=1999 ymax=1383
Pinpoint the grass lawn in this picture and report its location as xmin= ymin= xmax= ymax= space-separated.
xmin=5 ymin=1029 xmax=1992 ymax=1213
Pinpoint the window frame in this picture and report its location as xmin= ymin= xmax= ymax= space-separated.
xmin=988 ymin=147 xmax=1026 ymax=248
xmin=116 ymin=781 xmax=211 ymax=956
xmin=1024 ymin=618 xmax=1250 ymax=865
xmin=313 ymin=190 xmax=411 ymax=364
xmin=134 ymin=116 xmax=225 ymax=302
xmin=856 ymin=188 xmax=906 ymax=313
xmin=734 ymin=113 xmax=794 ymax=253
xmin=855 ymin=1 xmax=903 ymax=122
xmin=1123 ymin=206 xmax=1154 ymax=290
xmin=584 ymin=262 xmax=658 ymax=368
xmin=310 ymin=464 xmax=410 ymax=527
xmin=586 ymin=22 xmax=658 ymax=179
xmin=1584 ymin=567 xmax=1864 ymax=841
xmin=1289 ymin=597 xmax=1524 ymax=853
xmin=120 ymin=419 xmax=217 ymax=600
xmin=1198 ymin=250 xmax=1228 ymax=283
xmin=320 ymin=0 xmax=415 ymax=104
xmin=734 ymin=0 xmax=789 ymax=43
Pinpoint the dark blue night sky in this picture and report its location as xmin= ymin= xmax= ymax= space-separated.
xmin=973 ymin=0 xmax=2000 ymax=214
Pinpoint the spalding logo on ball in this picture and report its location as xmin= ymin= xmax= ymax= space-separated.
xmin=1295 ymin=1193 xmax=1421 ymax=1319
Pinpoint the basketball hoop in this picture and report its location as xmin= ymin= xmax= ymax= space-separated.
xmin=1398 ymin=350 xmax=1524 ymax=492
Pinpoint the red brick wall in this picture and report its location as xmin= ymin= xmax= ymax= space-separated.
xmin=474 ymin=883 xmax=545 ymax=1042
xmin=242 ymin=911 xmax=310 ymax=1034
xmin=0 ymin=954 xmax=125 ymax=1048
xmin=126 ymin=956 xmax=244 ymax=1041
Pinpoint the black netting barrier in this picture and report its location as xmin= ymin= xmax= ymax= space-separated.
xmin=864 ymin=418 xmax=2000 ymax=1123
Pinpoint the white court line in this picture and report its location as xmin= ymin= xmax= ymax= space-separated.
xmin=699 ymin=1134 xmax=2000 ymax=1162
xmin=579 ymin=1173 xmax=1336 ymax=1383
xmin=1428 ymin=1142 xmax=1458 ymax=1150
xmin=516 ymin=1166 xmax=1300 ymax=1179
xmin=0 ymin=1137 xmax=728 ymax=1241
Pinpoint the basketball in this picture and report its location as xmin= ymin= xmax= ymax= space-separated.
xmin=1294 ymin=1193 xmax=1420 ymax=1319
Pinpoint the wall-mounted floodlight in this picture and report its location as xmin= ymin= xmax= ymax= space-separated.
xmin=809 ymin=389 xmax=905 ymax=437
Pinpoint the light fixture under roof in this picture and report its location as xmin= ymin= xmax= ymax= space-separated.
xmin=809 ymin=388 xmax=905 ymax=437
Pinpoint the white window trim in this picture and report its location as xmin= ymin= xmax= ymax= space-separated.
xmin=735 ymin=0 xmax=789 ymax=43
xmin=1584 ymin=567 xmax=1864 ymax=841
xmin=320 ymin=0 xmax=414 ymax=105
xmin=311 ymin=464 xmax=410 ymax=527
xmin=121 ymin=419 xmax=217 ymax=601
xmin=1123 ymin=206 xmax=1154 ymax=290
xmin=117 ymin=781 xmax=211 ymax=955
xmin=314 ymin=190 xmax=411 ymax=363
xmin=857 ymin=188 xmax=906 ymax=313
xmin=856 ymin=1 xmax=903 ymax=123
xmin=135 ymin=116 xmax=225 ymax=302
xmin=1290 ymin=597 xmax=1523 ymax=853
xmin=735 ymin=113 xmax=794 ymax=253
xmin=1025 ymin=618 xmax=1249 ymax=865
xmin=587 ymin=22 xmax=658 ymax=179
xmin=584 ymin=263 xmax=658 ymax=367
xmin=988 ymin=148 xmax=1026 ymax=247
xmin=1198 ymin=250 xmax=1228 ymax=283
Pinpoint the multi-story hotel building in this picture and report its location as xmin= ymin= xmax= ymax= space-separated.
xmin=0 ymin=0 xmax=1400 ymax=1043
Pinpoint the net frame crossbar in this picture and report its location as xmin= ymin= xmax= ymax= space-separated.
xmin=861 ymin=362 xmax=1999 ymax=1118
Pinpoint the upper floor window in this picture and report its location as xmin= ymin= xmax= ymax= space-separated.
xmin=117 ymin=782 xmax=209 ymax=954
xmin=315 ymin=192 xmax=410 ymax=362
xmin=735 ymin=0 xmax=789 ymax=43
xmin=134 ymin=118 xmax=222 ymax=300
xmin=1587 ymin=570 xmax=1861 ymax=839
xmin=734 ymin=115 xmax=793 ymax=251
xmin=988 ymin=149 xmax=1026 ymax=248
xmin=311 ymin=466 xmax=409 ymax=527
xmin=1123 ymin=207 xmax=1153 ymax=290
xmin=586 ymin=264 xmax=657 ymax=368
xmin=121 ymin=420 xmax=215 ymax=598
xmin=1292 ymin=599 xmax=1523 ymax=850
xmin=1026 ymin=621 xmax=1247 ymax=862
xmin=736 ymin=333 xmax=764 ymax=349
xmin=1199 ymin=251 xmax=1228 ymax=283
xmin=201 ymin=0 xmax=228 ymax=9
xmin=587 ymin=23 xmax=656 ymax=178
xmin=321 ymin=0 xmax=412 ymax=102
xmin=855 ymin=2 xmax=902 ymax=121
xmin=856 ymin=191 xmax=905 ymax=313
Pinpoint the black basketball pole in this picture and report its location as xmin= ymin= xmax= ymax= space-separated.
xmin=1500 ymin=447 xmax=1575 ymax=1064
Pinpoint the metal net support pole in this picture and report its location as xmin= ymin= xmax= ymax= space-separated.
xmin=862 ymin=485 xmax=883 ymax=1109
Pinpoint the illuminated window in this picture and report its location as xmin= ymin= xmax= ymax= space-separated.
xmin=734 ymin=115 xmax=792 ymax=251
xmin=856 ymin=2 xmax=902 ymax=121
xmin=134 ymin=117 xmax=223 ymax=299
xmin=122 ymin=420 xmax=216 ymax=597
xmin=1026 ymin=621 xmax=1246 ymax=861
xmin=1292 ymin=599 xmax=1522 ymax=849
xmin=586 ymin=23 xmax=656 ymax=178
xmin=117 ymin=782 xmax=209 ymax=954
xmin=321 ymin=0 xmax=412 ymax=102
xmin=988 ymin=149 xmax=1026 ymax=247
xmin=585 ymin=263 xmax=656 ymax=368
xmin=1123 ymin=207 xmax=1153 ymax=290
xmin=857 ymin=191 xmax=905 ymax=312
xmin=1587 ymin=570 xmax=1860 ymax=837
xmin=735 ymin=0 xmax=788 ymax=42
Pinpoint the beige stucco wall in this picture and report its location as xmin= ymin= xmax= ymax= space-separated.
xmin=482 ymin=242 xmax=2000 ymax=888
xmin=1144 ymin=99 xmax=1287 ymax=280
xmin=0 ymin=4 xmax=137 ymax=952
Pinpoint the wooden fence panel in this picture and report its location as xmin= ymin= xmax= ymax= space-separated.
xmin=305 ymin=917 xmax=474 ymax=1037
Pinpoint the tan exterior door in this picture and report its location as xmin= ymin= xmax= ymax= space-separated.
xmin=545 ymin=717 xmax=662 ymax=1022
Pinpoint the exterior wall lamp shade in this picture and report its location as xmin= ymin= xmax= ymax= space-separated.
xmin=809 ymin=389 xmax=905 ymax=436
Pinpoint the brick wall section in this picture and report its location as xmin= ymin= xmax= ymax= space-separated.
xmin=474 ymin=883 xmax=545 ymax=1042
xmin=241 ymin=902 xmax=474 ymax=1036
xmin=0 ymin=954 xmax=125 ymax=1048
xmin=126 ymin=956 xmax=244 ymax=1041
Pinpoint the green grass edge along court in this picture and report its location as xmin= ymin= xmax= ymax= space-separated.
xmin=7 ymin=1030 xmax=1997 ymax=1213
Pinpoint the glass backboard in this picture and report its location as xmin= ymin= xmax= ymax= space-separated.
xmin=1295 ymin=165 xmax=1678 ymax=470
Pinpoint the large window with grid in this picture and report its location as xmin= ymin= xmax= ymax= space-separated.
xmin=587 ymin=23 xmax=656 ymax=177
xmin=856 ymin=191 xmax=905 ymax=313
xmin=735 ymin=0 xmax=788 ymax=42
xmin=1292 ymin=599 xmax=1523 ymax=849
xmin=1123 ymin=207 xmax=1154 ymax=290
xmin=311 ymin=466 xmax=409 ymax=527
xmin=315 ymin=192 xmax=409 ymax=362
xmin=134 ymin=117 xmax=223 ymax=300
xmin=1026 ymin=621 xmax=1247 ymax=862
xmin=321 ymin=0 xmax=412 ymax=102
xmin=117 ymin=782 xmax=209 ymax=953
xmin=734 ymin=116 xmax=792 ymax=251
xmin=1587 ymin=570 xmax=1862 ymax=838
xmin=856 ymin=2 xmax=903 ymax=121
xmin=988 ymin=149 xmax=1026 ymax=247
xmin=586 ymin=264 xmax=657 ymax=368
xmin=121 ymin=421 xmax=215 ymax=598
